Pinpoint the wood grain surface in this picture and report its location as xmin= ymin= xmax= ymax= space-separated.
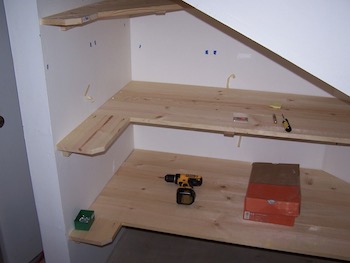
xmin=69 ymin=150 xmax=350 ymax=261
xmin=41 ymin=0 xmax=184 ymax=27
xmin=57 ymin=81 xmax=350 ymax=155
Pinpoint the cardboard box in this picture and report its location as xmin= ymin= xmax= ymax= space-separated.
xmin=243 ymin=163 xmax=301 ymax=226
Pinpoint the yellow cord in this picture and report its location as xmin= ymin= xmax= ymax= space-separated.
xmin=226 ymin=73 xmax=236 ymax=89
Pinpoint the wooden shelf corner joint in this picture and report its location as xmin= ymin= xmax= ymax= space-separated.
xmin=57 ymin=81 xmax=350 ymax=156
xmin=70 ymin=217 xmax=123 ymax=246
xmin=68 ymin=149 xmax=350 ymax=261
xmin=57 ymin=113 xmax=130 ymax=156
xmin=41 ymin=0 xmax=185 ymax=29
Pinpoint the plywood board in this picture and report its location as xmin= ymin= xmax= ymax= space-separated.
xmin=57 ymin=113 xmax=130 ymax=155
xmin=57 ymin=81 xmax=350 ymax=155
xmin=70 ymin=217 xmax=122 ymax=246
xmin=69 ymin=149 xmax=350 ymax=261
xmin=41 ymin=0 xmax=185 ymax=27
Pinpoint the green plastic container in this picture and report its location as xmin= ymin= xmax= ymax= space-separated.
xmin=74 ymin=210 xmax=95 ymax=231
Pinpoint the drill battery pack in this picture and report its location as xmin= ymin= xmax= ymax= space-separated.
xmin=177 ymin=187 xmax=196 ymax=205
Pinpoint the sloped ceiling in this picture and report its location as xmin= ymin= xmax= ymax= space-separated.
xmin=182 ymin=0 xmax=350 ymax=98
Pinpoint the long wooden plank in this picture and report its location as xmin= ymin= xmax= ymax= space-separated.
xmin=41 ymin=0 xmax=184 ymax=27
xmin=123 ymin=82 xmax=350 ymax=143
xmin=69 ymin=149 xmax=350 ymax=261
xmin=57 ymin=113 xmax=130 ymax=155
xmin=57 ymin=81 xmax=350 ymax=155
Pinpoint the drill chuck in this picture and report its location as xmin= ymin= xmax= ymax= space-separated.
xmin=164 ymin=174 xmax=176 ymax=183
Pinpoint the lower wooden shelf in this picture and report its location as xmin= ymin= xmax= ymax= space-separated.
xmin=69 ymin=149 xmax=350 ymax=261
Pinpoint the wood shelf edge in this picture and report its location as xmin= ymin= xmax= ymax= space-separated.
xmin=130 ymin=116 xmax=350 ymax=146
xmin=57 ymin=114 xmax=130 ymax=156
xmin=69 ymin=217 xmax=123 ymax=246
xmin=41 ymin=0 xmax=185 ymax=28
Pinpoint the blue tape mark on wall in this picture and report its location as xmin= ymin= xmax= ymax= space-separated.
xmin=204 ymin=50 xmax=218 ymax=55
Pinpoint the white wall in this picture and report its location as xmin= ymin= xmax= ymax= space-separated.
xmin=134 ymin=124 xmax=350 ymax=183
xmin=182 ymin=0 xmax=350 ymax=98
xmin=66 ymin=126 xmax=134 ymax=263
xmin=323 ymin=145 xmax=350 ymax=183
xmin=134 ymin=126 xmax=325 ymax=169
xmin=37 ymin=2 xmax=134 ymax=261
xmin=39 ymin=17 xmax=132 ymax=145
xmin=131 ymin=11 xmax=329 ymax=96
xmin=131 ymin=11 xmax=344 ymax=176
xmin=131 ymin=10 xmax=350 ymax=182
xmin=6 ymin=0 xmax=134 ymax=262
xmin=4 ymin=0 xmax=69 ymax=262
xmin=0 ymin=0 xmax=42 ymax=261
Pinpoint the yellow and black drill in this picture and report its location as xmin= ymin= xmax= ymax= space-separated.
xmin=164 ymin=174 xmax=203 ymax=205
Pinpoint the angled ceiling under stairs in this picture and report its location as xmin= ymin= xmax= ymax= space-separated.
xmin=181 ymin=0 xmax=350 ymax=100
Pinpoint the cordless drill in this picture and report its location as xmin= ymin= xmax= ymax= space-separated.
xmin=164 ymin=174 xmax=203 ymax=205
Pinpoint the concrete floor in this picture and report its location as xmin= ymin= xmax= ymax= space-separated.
xmin=107 ymin=227 xmax=347 ymax=263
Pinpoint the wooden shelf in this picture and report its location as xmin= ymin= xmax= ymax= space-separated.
xmin=41 ymin=0 xmax=185 ymax=29
xmin=69 ymin=149 xmax=350 ymax=261
xmin=57 ymin=81 xmax=350 ymax=156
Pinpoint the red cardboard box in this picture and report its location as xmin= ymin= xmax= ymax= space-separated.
xmin=243 ymin=163 xmax=301 ymax=226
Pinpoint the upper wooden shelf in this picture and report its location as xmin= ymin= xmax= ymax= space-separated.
xmin=57 ymin=81 xmax=350 ymax=156
xmin=69 ymin=149 xmax=350 ymax=261
xmin=41 ymin=0 xmax=185 ymax=28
